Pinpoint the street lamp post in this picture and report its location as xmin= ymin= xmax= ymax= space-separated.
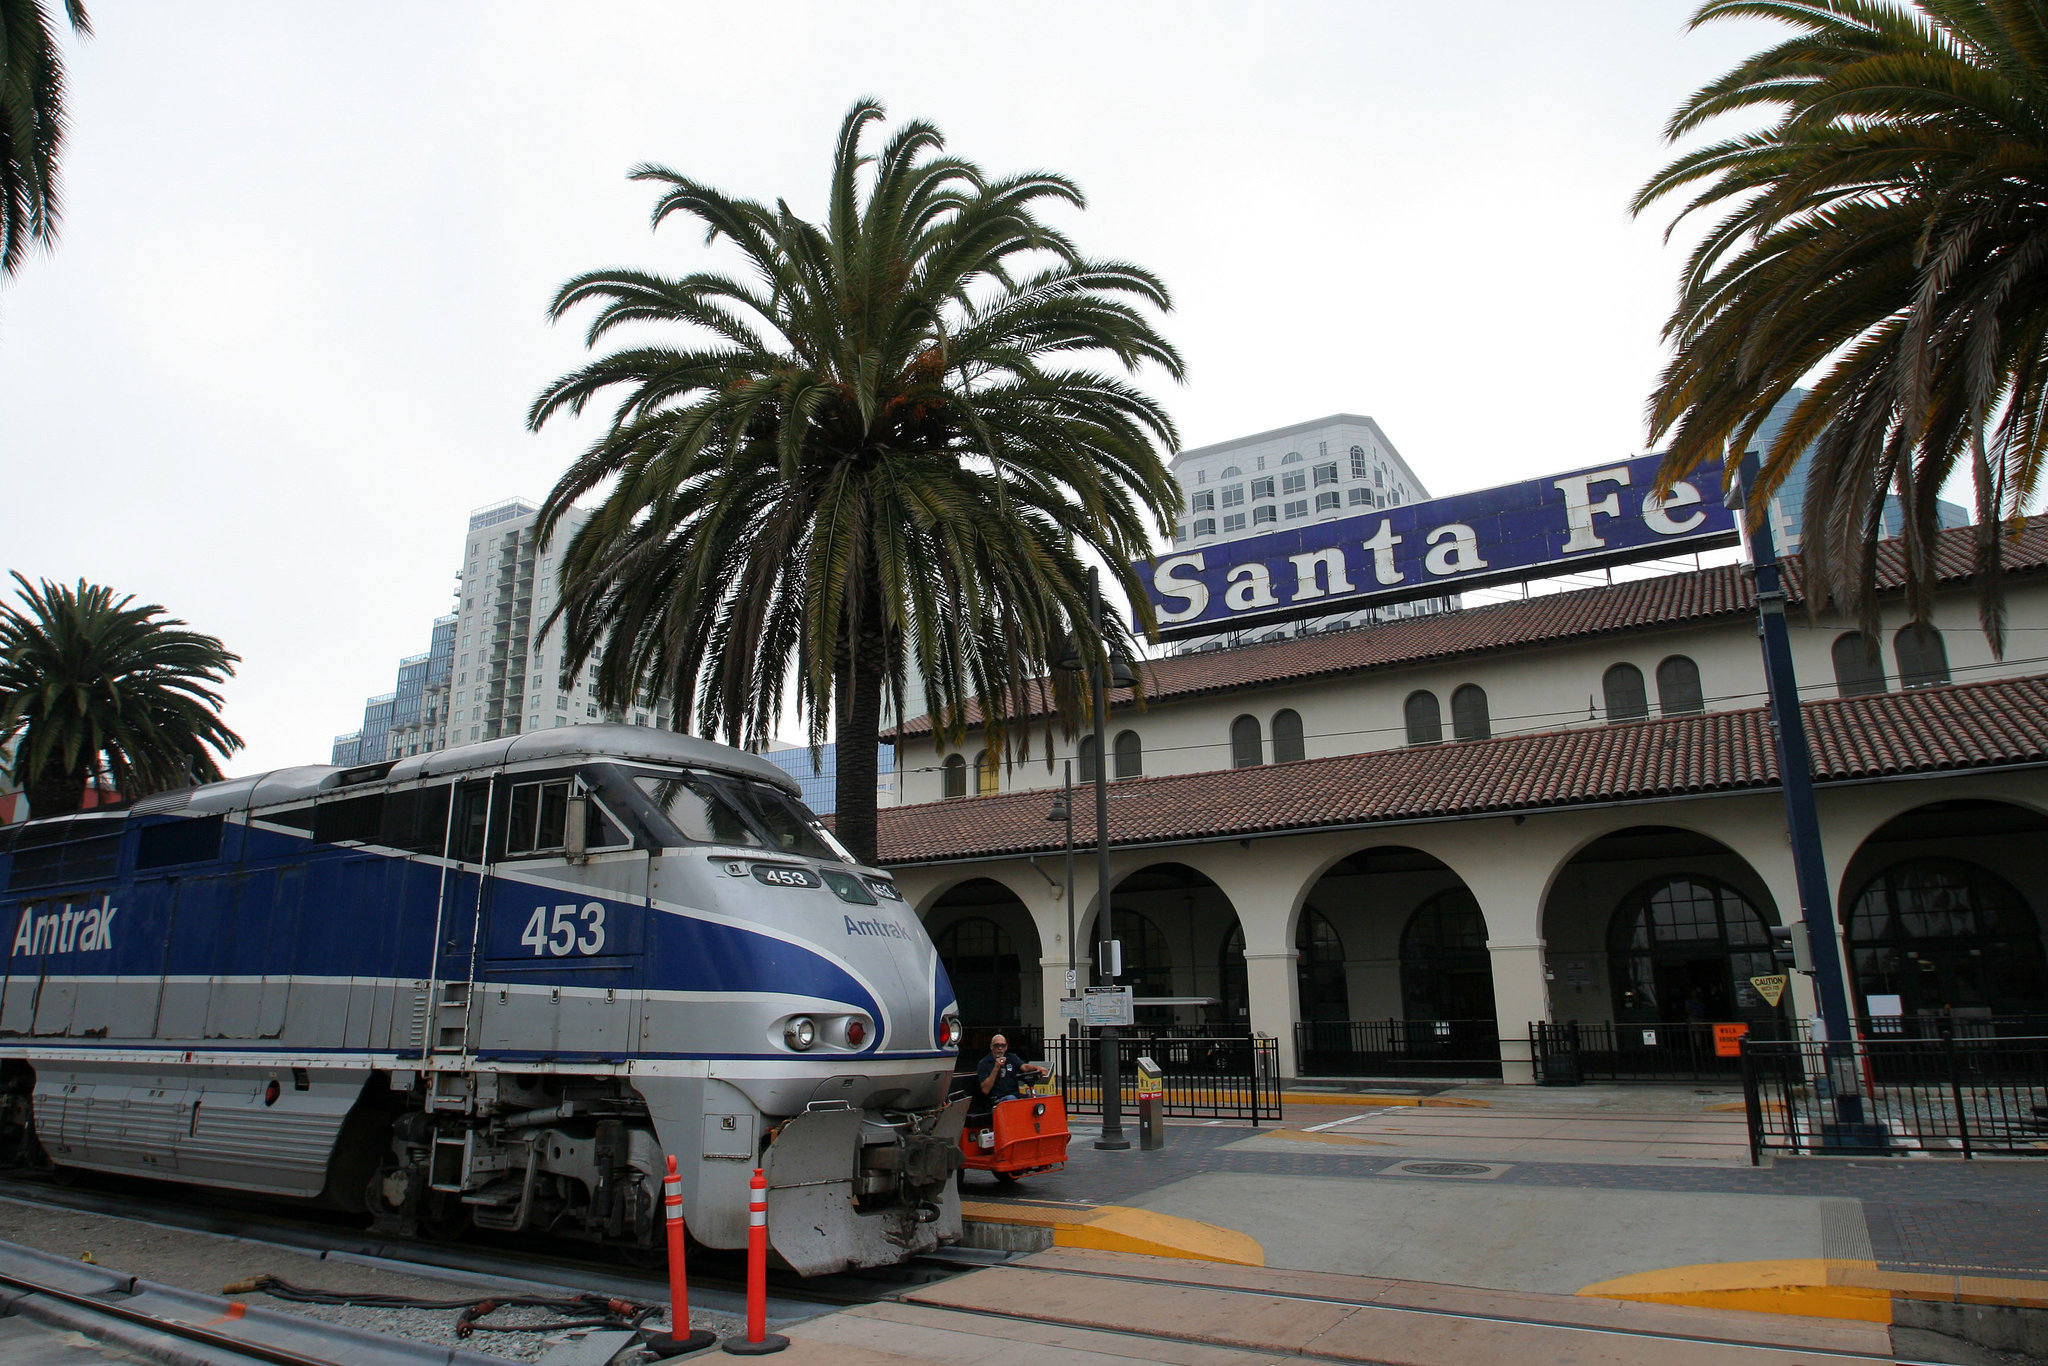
xmin=1046 ymin=762 xmax=1077 ymax=1038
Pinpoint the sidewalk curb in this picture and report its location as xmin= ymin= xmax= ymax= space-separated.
xmin=960 ymin=1199 xmax=1264 ymax=1266
xmin=1580 ymin=1257 xmax=2048 ymax=1325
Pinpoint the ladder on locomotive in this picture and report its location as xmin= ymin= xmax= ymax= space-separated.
xmin=426 ymin=778 xmax=494 ymax=1119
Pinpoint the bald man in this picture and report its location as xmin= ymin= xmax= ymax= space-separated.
xmin=976 ymin=1034 xmax=1048 ymax=1104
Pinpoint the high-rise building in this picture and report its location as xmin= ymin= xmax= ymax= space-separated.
xmin=334 ymin=498 xmax=673 ymax=766
xmin=1752 ymin=390 xmax=1970 ymax=553
xmin=1164 ymin=414 xmax=1453 ymax=650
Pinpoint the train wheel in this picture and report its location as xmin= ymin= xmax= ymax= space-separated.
xmin=418 ymin=1192 xmax=472 ymax=1242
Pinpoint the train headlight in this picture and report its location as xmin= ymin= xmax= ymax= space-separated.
xmin=784 ymin=1016 xmax=818 ymax=1051
xmin=939 ymin=1016 xmax=962 ymax=1049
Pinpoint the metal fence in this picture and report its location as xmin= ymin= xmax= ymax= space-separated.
xmin=1044 ymin=1034 xmax=1282 ymax=1124
xmin=1741 ymin=1036 xmax=2048 ymax=1160
xmin=1531 ymin=1020 xmax=1802 ymax=1084
xmin=1295 ymin=1019 xmax=1503 ymax=1078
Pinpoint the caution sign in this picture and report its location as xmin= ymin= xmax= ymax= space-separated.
xmin=1749 ymin=974 xmax=1789 ymax=1008
xmin=1712 ymin=1023 xmax=1750 ymax=1057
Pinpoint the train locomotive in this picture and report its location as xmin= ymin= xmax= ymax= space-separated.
xmin=0 ymin=726 xmax=968 ymax=1274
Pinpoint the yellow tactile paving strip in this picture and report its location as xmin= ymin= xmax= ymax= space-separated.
xmin=1282 ymin=1092 xmax=1491 ymax=1108
xmin=960 ymin=1198 xmax=1265 ymax=1266
xmin=1580 ymin=1257 xmax=2048 ymax=1323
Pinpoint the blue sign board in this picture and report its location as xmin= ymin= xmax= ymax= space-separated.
xmin=1138 ymin=454 xmax=1735 ymax=640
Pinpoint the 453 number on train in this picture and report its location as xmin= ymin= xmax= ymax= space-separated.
xmin=519 ymin=902 xmax=608 ymax=957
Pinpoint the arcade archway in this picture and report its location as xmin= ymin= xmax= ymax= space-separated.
xmin=923 ymin=878 xmax=1044 ymax=1046
xmin=1085 ymin=863 xmax=1243 ymax=1033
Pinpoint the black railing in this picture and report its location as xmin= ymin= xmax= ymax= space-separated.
xmin=1294 ymin=1019 xmax=1503 ymax=1078
xmin=1531 ymin=1019 xmax=1801 ymax=1084
xmin=1043 ymin=1034 xmax=1282 ymax=1124
xmin=1741 ymin=1036 xmax=2048 ymax=1160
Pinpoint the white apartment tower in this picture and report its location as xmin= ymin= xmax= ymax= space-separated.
xmin=1166 ymin=414 xmax=1452 ymax=650
xmin=334 ymin=498 xmax=671 ymax=765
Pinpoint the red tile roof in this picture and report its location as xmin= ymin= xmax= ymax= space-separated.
xmin=893 ymin=523 xmax=2048 ymax=739
xmin=875 ymin=673 xmax=2048 ymax=865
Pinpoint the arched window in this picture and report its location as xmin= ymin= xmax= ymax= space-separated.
xmin=1450 ymin=684 xmax=1490 ymax=741
xmin=1656 ymin=655 xmax=1704 ymax=715
xmin=1078 ymin=735 xmax=1098 ymax=784
xmin=1607 ymin=875 xmax=1778 ymax=1023
xmin=1603 ymin=663 xmax=1648 ymax=722
xmin=1894 ymin=624 xmax=1951 ymax=689
xmin=1220 ymin=465 xmax=1241 ymax=478
xmin=1113 ymin=729 xmax=1143 ymax=779
xmin=942 ymin=753 xmax=967 ymax=799
xmin=1832 ymin=632 xmax=1888 ymax=697
xmin=1400 ymin=889 xmax=1496 ymax=1022
xmin=1230 ymin=714 xmax=1263 ymax=768
xmin=936 ymin=917 xmax=1020 ymax=1025
xmin=1848 ymin=858 xmax=2047 ymax=1016
xmin=1297 ymin=907 xmax=1350 ymax=1022
xmin=974 ymin=749 xmax=998 ymax=796
xmin=1281 ymin=451 xmax=1303 ymax=464
xmin=1404 ymin=690 xmax=1442 ymax=745
xmin=1272 ymin=708 xmax=1305 ymax=763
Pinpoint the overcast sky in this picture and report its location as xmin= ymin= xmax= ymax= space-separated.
xmin=2 ymin=2 xmax=1804 ymax=775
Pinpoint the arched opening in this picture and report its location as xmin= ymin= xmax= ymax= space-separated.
xmin=1230 ymin=714 xmax=1263 ymax=768
xmin=1603 ymin=663 xmax=1647 ymax=722
xmin=1832 ymin=632 xmax=1888 ymax=697
xmin=974 ymin=749 xmax=998 ymax=796
xmin=1450 ymin=684 xmax=1490 ymax=740
xmin=1607 ymin=874 xmax=1779 ymax=1025
xmin=923 ymin=878 xmax=1045 ymax=1053
xmin=1404 ymin=690 xmax=1442 ymax=745
xmin=1294 ymin=846 xmax=1499 ymax=1076
xmin=1089 ymin=862 xmax=1244 ymax=1034
xmin=941 ymin=753 xmax=967 ymax=799
xmin=1078 ymin=735 xmax=1097 ymax=783
xmin=1837 ymin=801 xmax=2048 ymax=1028
xmin=1113 ymin=729 xmax=1143 ymax=779
xmin=1655 ymin=655 xmax=1704 ymax=715
xmin=1893 ymin=624 xmax=1951 ymax=689
xmin=1220 ymin=907 xmax=1348 ymax=1029
xmin=1542 ymin=825 xmax=1787 ymax=1077
xmin=1272 ymin=708 xmax=1305 ymax=763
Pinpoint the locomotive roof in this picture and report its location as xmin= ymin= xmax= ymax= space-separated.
xmin=129 ymin=724 xmax=802 ymax=819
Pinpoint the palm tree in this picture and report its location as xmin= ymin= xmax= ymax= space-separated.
xmin=530 ymin=100 xmax=1183 ymax=863
xmin=1635 ymin=0 xmax=2048 ymax=650
xmin=1 ymin=0 xmax=90 ymax=279
xmin=0 ymin=573 xmax=242 ymax=818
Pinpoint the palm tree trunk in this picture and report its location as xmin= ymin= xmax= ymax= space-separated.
xmin=834 ymin=614 xmax=885 ymax=867
xmin=26 ymin=766 xmax=85 ymax=819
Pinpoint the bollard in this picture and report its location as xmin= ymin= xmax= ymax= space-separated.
xmin=722 ymin=1167 xmax=787 ymax=1354
xmin=642 ymin=1155 xmax=717 ymax=1358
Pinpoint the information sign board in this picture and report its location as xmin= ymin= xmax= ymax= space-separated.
xmin=1083 ymin=985 xmax=1134 ymax=1027
xmin=1057 ymin=996 xmax=1086 ymax=1020
xmin=1138 ymin=454 xmax=1735 ymax=640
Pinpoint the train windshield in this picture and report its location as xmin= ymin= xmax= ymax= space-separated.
xmin=635 ymin=772 xmax=853 ymax=864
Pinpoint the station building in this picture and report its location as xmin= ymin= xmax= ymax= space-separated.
xmin=877 ymin=525 xmax=2048 ymax=1083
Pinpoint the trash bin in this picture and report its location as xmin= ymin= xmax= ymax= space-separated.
xmin=1137 ymin=1056 xmax=1165 ymax=1150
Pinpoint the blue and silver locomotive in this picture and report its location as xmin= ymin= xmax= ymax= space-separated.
xmin=0 ymin=727 xmax=968 ymax=1274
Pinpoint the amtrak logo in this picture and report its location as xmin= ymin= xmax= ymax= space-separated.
xmin=9 ymin=896 xmax=117 ymax=956
xmin=843 ymin=914 xmax=912 ymax=941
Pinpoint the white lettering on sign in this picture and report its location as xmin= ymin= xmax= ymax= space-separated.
xmin=1287 ymin=548 xmax=1354 ymax=602
xmin=1361 ymin=521 xmax=1405 ymax=585
xmin=1554 ymin=466 xmax=1632 ymax=553
xmin=1423 ymin=524 xmax=1489 ymax=577
xmin=1224 ymin=563 xmax=1278 ymax=611
xmin=9 ymin=896 xmax=116 ymax=957
xmin=520 ymin=902 xmax=607 ymax=957
xmin=1151 ymin=553 xmax=1208 ymax=623
xmin=1643 ymin=481 xmax=1707 ymax=535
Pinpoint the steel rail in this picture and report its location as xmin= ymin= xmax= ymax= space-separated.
xmin=0 ymin=1267 xmax=347 ymax=1366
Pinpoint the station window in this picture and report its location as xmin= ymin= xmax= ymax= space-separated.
xmin=1191 ymin=491 xmax=1216 ymax=512
xmin=1253 ymin=505 xmax=1277 ymax=525
xmin=1350 ymin=445 xmax=1367 ymax=479
xmin=1251 ymin=476 xmax=1275 ymax=499
xmin=1272 ymin=709 xmax=1305 ymax=763
xmin=1403 ymin=691 xmax=1442 ymax=746
xmin=1281 ymin=451 xmax=1303 ymax=464
xmin=1282 ymin=471 xmax=1306 ymax=495
xmin=1603 ymin=663 xmax=1648 ymax=722
xmin=1284 ymin=500 xmax=1308 ymax=520
xmin=1347 ymin=488 xmax=1372 ymax=506
xmin=942 ymin=754 xmax=967 ymax=799
xmin=1656 ymin=656 xmax=1704 ymax=715
xmin=975 ymin=749 xmax=998 ymax=796
xmin=1221 ymin=484 xmax=1245 ymax=507
xmin=1195 ymin=518 xmax=1217 ymax=537
xmin=1314 ymin=463 xmax=1339 ymax=486
xmin=1450 ymin=684 xmax=1491 ymax=741
xmin=1078 ymin=735 xmax=1098 ymax=783
xmin=1315 ymin=492 xmax=1340 ymax=513
xmin=1113 ymin=729 xmax=1143 ymax=779
xmin=1220 ymin=465 xmax=1241 ymax=478
xmin=1230 ymin=715 xmax=1263 ymax=768
xmin=1223 ymin=512 xmax=1247 ymax=532
xmin=1894 ymin=624 xmax=1951 ymax=688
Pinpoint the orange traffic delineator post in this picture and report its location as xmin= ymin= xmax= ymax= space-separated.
xmin=643 ymin=1155 xmax=717 ymax=1358
xmin=722 ymin=1167 xmax=787 ymax=1355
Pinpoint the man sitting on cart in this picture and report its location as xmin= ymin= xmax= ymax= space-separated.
xmin=977 ymin=1035 xmax=1049 ymax=1104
